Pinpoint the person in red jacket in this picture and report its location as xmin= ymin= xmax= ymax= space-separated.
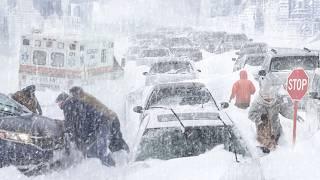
xmin=229 ymin=70 xmax=256 ymax=109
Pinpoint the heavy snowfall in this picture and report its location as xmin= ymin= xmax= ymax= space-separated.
xmin=1 ymin=0 xmax=320 ymax=180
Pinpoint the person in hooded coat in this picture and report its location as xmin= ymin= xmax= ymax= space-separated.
xmin=229 ymin=70 xmax=256 ymax=109
xmin=69 ymin=86 xmax=129 ymax=153
xmin=248 ymin=80 xmax=293 ymax=150
xmin=56 ymin=92 xmax=115 ymax=166
xmin=12 ymin=85 xmax=42 ymax=115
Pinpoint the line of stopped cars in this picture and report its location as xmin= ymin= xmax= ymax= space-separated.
xmin=232 ymin=41 xmax=320 ymax=109
xmin=125 ymin=28 xmax=267 ymax=179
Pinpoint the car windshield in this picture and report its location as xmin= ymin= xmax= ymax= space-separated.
xmin=147 ymin=85 xmax=216 ymax=108
xmin=245 ymin=56 xmax=265 ymax=66
xmin=149 ymin=61 xmax=193 ymax=74
xmin=0 ymin=94 xmax=30 ymax=117
xmin=270 ymin=56 xmax=319 ymax=71
xmin=135 ymin=126 xmax=247 ymax=161
xmin=140 ymin=49 xmax=169 ymax=57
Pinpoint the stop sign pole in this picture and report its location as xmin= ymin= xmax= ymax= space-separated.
xmin=286 ymin=68 xmax=309 ymax=146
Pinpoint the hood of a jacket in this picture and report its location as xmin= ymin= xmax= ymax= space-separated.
xmin=240 ymin=70 xmax=248 ymax=80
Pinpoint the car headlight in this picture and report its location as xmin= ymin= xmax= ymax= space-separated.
xmin=0 ymin=130 xmax=32 ymax=144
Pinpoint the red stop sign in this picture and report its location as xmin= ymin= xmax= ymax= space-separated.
xmin=287 ymin=68 xmax=309 ymax=100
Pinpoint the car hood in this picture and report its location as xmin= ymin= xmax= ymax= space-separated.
xmin=0 ymin=113 xmax=64 ymax=137
xmin=143 ymin=105 xmax=232 ymax=129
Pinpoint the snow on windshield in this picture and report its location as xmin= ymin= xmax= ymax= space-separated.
xmin=270 ymin=56 xmax=319 ymax=71
xmin=147 ymin=85 xmax=216 ymax=108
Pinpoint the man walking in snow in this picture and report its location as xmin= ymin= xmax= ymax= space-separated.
xmin=248 ymin=82 xmax=294 ymax=150
xmin=229 ymin=70 xmax=256 ymax=109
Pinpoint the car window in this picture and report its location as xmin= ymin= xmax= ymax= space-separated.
xmin=140 ymin=49 xmax=169 ymax=57
xmin=245 ymin=56 xmax=265 ymax=66
xmin=149 ymin=62 xmax=192 ymax=74
xmin=51 ymin=52 xmax=65 ymax=67
xmin=33 ymin=50 xmax=47 ymax=65
xmin=0 ymin=94 xmax=30 ymax=117
xmin=135 ymin=126 xmax=246 ymax=161
xmin=147 ymin=85 xmax=216 ymax=108
xmin=270 ymin=56 xmax=319 ymax=71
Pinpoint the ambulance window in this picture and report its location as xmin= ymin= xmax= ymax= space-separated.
xmin=51 ymin=52 xmax=65 ymax=67
xmin=46 ymin=41 xmax=53 ymax=48
xmin=35 ymin=40 xmax=41 ymax=47
xmin=70 ymin=44 xmax=76 ymax=50
xmin=23 ymin=39 xmax=30 ymax=45
xmin=101 ymin=49 xmax=106 ymax=63
xmin=58 ymin=42 xmax=64 ymax=49
xmin=33 ymin=50 xmax=47 ymax=65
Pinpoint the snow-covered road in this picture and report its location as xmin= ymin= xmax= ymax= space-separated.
xmin=1 ymin=37 xmax=320 ymax=180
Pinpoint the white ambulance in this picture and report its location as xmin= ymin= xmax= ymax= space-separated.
xmin=19 ymin=33 xmax=121 ymax=90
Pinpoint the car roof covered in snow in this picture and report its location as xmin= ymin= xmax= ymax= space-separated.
xmin=268 ymin=47 xmax=319 ymax=57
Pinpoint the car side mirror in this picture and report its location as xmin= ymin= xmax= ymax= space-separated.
xmin=258 ymin=70 xmax=267 ymax=76
xmin=197 ymin=69 xmax=201 ymax=72
xmin=133 ymin=106 xmax=143 ymax=113
xmin=309 ymin=92 xmax=319 ymax=99
xmin=232 ymin=58 xmax=236 ymax=61
xmin=142 ymin=72 xmax=148 ymax=76
xmin=220 ymin=102 xmax=229 ymax=109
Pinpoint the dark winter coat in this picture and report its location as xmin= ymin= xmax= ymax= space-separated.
xmin=12 ymin=90 xmax=42 ymax=115
xmin=70 ymin=89 xmax=129 ymax=153
xmin=248 ymin=94 xmax=293 ymax=149
xmin=61 ymin=97 xmax=100 ymax=152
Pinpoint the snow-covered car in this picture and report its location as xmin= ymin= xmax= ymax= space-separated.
xmin=131 ymin=82 xmax=247 ymax=160
xmin=135 ymin=47 xmax=173 ymax=66
xmin=257 ymin=48 xmax=320 ymax=87
xmin=189 ymin=31 xmax=226 ymax=53
xmin=169 ymin=47 xmax=203 ymax=61
xmin=257 ymin=48 xmax=320 ymax=107
xmin=215 ymin=33 xmax=249 ymax=53
xmin=0 ymin=93 xmax=65 ymax=175
xmin=129 ymin=33 xmax=165 ymax=44
xmin=233 ymin=54 xmax=266 ymax=79
xmin=236 ymin=42 xmax=268 ymax=58
xmin=161 ymin=37 xmax=194 ymax=48
xmin=143 ymin=60 xmax=200 ymax=86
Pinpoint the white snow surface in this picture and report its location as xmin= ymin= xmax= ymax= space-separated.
xmin=1 ymin=39 xmax=320 ymax=180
